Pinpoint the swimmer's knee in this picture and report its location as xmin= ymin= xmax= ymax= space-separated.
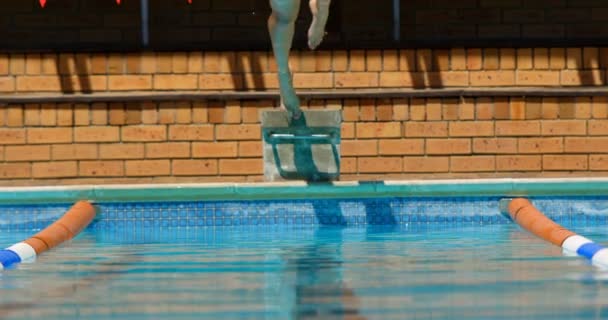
xmin=270 ymin=0 xmax=300 ymax=23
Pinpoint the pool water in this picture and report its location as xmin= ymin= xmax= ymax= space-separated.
xmin=1 ymin=223 xmax=608 ymax=320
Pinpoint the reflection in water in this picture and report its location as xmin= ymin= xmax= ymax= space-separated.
xmin=0 ymin=252 xmax=140 ymax=319
xmin=283 ymin=229 xmax=366 ymax=320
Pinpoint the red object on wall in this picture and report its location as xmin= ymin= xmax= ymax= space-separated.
xmin=39 ymin=0 xmax=46 ymax=7
xmin=188 ymin=0 xmax=192 ymax=3
xmin=116 ymin=0 xmax=121 ymax=4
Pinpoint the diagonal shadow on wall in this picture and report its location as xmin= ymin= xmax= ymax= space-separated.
xmin=56 ymin=54 xmax=93 ymax=94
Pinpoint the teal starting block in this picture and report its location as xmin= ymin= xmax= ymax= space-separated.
xmin=261 ymin=110 xmax=342 ymax=182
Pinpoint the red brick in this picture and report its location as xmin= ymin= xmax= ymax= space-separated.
xmin=27 ymin=128 xmax=72 ymax=144
xmin=32 ymin=161 xmax=77 ymax=178
xmin=108 ymin=75 xmax=152 ymax=90
xmin=427 ymin=139 xmax=471 ymax=155
xmin=542 ymin=97 xmax=560 ymax=119
xmin=293 ymin=73 xmax=333 ymax=88
xmin=469 ymin=71 xmax=515 ymax=86
xmin=378 ymin=139 xmax=424 ymax=155
xmin=6 ymin=105 xmax=23 ymax=127
xmin=379 ymin=71 xmax=414 ymax=88
xmin=0 ymin=129 xmax=26 ymax=145
xmin=495 ymin=121 xmax=540 ymax=136
xmin=122 ymin=125 xmax=167 ymax=142
xmin=358 ymin=157 xmax=402 ymax=173
xmin=192 ymin=142 xmax=238 ymax=158
xmin=168 ymin=124 xmax=214 ymax=141
xmin=99 ymin=143 xmax=145 ymax=159
xmin=52 ymin=144 xmax=98 ymax=160
xmin=549 ymin=48 xmax=566 ymax=70
xmin=561 ymin=70 xmax=604 ymax=86
xmin=238 ymin=141 xmax=262 ymax=157
xmin=496 ymin=155 xmax=541 ymax=171
xmin=145 ymin=142 xmax=190 ymax=158
xmin=223 ymin=101 xmax=241 ymax=124
xmin=5 ymin=145 xmax=50 ymax=161
xmin=450 ymin=156 xmax=495 ymax=172
xmin=517 ymin=48 xmax=533 ymax=69
xmin=199 ymin=74 xmax=242 ymax=90
xmin=335 ymin=72 xmax=378 ymax=88
xmin=541 ymin=120 xmax=586 ymax=136
xmin=340 ymin=157 xmax=357 ymax=174
xmin=219 ymin=159 xmax=263 ymax=175
xmin=518 ymin=137 xmax=564 ymax=154
xmin=341 ymin=123 xmax=355 ymax=139
xmin=56 ymin=104 xmax=73 ymax=126
xmin=475 ymin=98 xmax=493 ymax=120
xmin=0 ymin=76 xmax=14 ymax=92
xmin=74 ymin=127 xmax=119 ymax=142
xmin=39 ymin=104 xmax=57 ymax=126
xmin=341 ymin=140 xmax=378 ymax=156
xmin=449 ymin=121 xmax=494 ymax=137
xmin=442 ymin=100 xmax=460 ymax=120
xmin=356 ymin=122 xmax=401 ymax=138
xmin=79 ymin=161 xmax=124 ymax=177
xmin=154 ymin=75 xmax=198 ymax=90
xmin=467 ymin=48 xmax=482 ymax=70
xmin=426 ymin=99 xmax=442 ymax=120
xmin=516 ymin=71 xmax=560 ymax=86
xmin=357 ymin=99 xmax=374 ymax=121
xmin=125 ymin=160 xmax=170 ymax=176
xmin=0 ymin=163 xmax=31 ymax=179
xmin=16 ymin=76 xmax=62 ymax=92
xmin=588 ymin=120 xmax=608 ymax=135
xmin=392 ymin=99 xmax=409 ymax=121
xmin=543 ymin=155 xmax=588 ymax=170
xmin=173 ymin=159 xmax=218 ymax=176
xmin=216 ymin=124 xmax=261 ymax=140
xmin=473 ymin=138 xmax=517 ymax=154
xmin=175 ymin=105 xmax=192 ymax=125
xmin=590 ymin=155 xmax=608 ymax=170
xmin=403 ymin=156 xmax=449 ymax=173
xmin=405 ymin=122 xmax=448 ymax=137
xmin=108 ymin=103 xmax=126 ymax=125
xmin=592 ymin=97 xmax=608 ymax=119
xmin=459 ymin=101 xmax=475 ymax=120
xmin=564 ymin=137 xmax=608 ymax=153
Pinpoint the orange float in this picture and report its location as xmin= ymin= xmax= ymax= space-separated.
xmin=0 ymin=201 xmax=96 ymax=270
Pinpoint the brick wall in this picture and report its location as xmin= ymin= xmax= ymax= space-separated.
xmin=4 ymin=0 xmax=608 ymax=51
xmin=1 ymin=95 xmax=608 ymax=185
xmin=1 ymin=47 xmax=607 ymax=94
xmin=2 ymin=30 xmax=608 ymax=184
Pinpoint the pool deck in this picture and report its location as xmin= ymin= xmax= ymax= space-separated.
xmin=0 ymin=178 xmax=607 ymax=204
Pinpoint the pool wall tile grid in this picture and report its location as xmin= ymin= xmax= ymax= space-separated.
xmin=1 ymin=197 xmax=608 ymax=232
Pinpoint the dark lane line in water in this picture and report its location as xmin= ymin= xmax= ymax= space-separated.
xmin=0 ymin=253 xmax=141 ymax=320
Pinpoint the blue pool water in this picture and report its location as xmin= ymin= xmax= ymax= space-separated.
xmin=1 ymin=197 xmax=608 ymax=319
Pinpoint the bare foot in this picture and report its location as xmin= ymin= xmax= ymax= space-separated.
xmin=307 ymin=0 xmax=330 ymax=50
xmin=307 ymin=18 xmax=327 ymax=50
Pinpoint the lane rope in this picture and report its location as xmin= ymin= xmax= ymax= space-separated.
xmin=0 ymin=201 xmax=97 ymax=270
xmin=505 ymin=198 xmax=608 ymax=269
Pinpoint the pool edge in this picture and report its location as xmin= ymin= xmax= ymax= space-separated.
xmin=0 ymin=178 xmax=607 ymax=204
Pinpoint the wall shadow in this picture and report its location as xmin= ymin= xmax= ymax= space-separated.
xmin=55 ymin=54 xmax=93 ymax=94
xmin=401 ymin=49 xmax=445 ymax=89
xmin=228 ymin=52 xmax=267 ymax=91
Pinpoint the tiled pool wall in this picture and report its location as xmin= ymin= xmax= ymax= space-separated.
xmin=2 ymin=196 xmax=608 ymax=232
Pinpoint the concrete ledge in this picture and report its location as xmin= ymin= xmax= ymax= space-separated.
xmin=0 ymin=178 xmax=607 ymax=204
xmin=1 ymin=87 xmax=608 ymax=104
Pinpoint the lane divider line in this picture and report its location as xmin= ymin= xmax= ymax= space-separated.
xmin=505 ymin=198 xmax=608 ymax=269
xmin=0 ymin=201 xmax=97 ymax=270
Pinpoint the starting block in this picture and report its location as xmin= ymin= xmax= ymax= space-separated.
xmin=261 ymin=110 xmax=342 ymax=182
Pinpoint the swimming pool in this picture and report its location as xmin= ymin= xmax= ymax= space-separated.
xmin=1 ymin=180 xmax=608 ymax=319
